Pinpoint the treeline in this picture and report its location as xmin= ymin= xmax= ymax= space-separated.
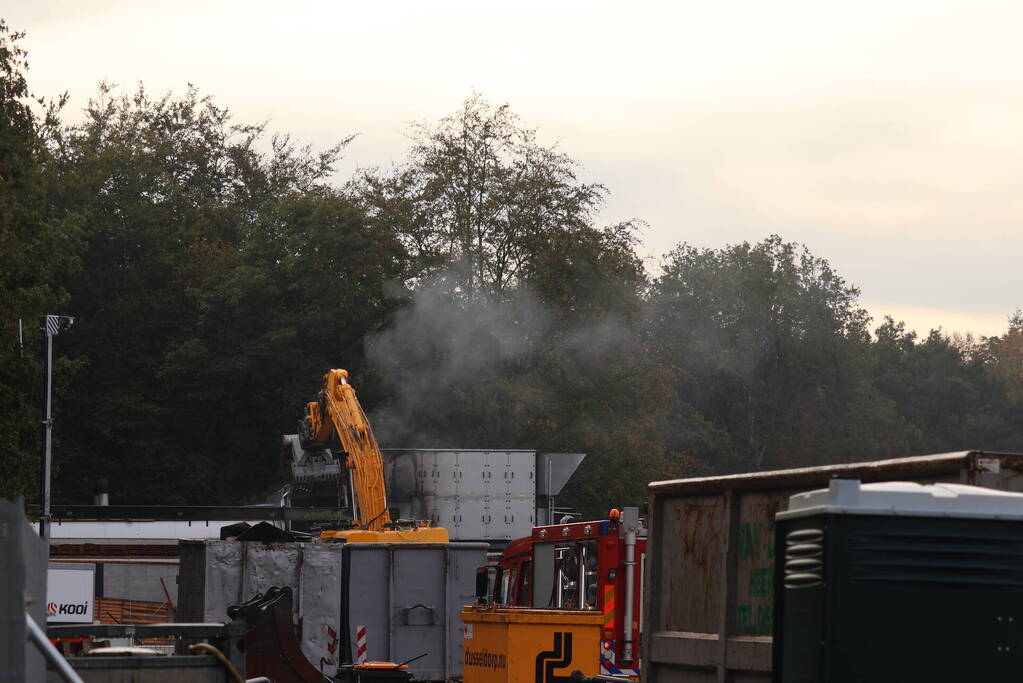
xmin=2 ymin=24 xmax=1021 ymax=516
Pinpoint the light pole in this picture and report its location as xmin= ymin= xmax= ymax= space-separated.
xmin=39 ymin=314 xmax=74 ymax=540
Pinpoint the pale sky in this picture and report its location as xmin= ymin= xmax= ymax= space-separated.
xmin=7 ymin=0 xmax=1021 ymax=337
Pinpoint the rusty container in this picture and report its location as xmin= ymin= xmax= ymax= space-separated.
xmin=642 ymin=450 xmax=1023 ymax=683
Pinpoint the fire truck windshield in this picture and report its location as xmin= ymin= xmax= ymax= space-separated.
xmin=537 ymin=539 xmax=601 ymax=609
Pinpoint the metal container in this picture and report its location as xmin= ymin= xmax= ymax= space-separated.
xmin=178 ymin=540 xmax=488 ymax=681
xmin=460 ymin=607 xmax=603 ymax=683
xmin=384 ymin=450 xmax=537 ymax=541
xmin=342 ymin=542 xmax=489 ymax=682
xmin=177 ymin=540 xmax=345 ymax=675
xmin=642 ymin=450 xmax=1023 ymax=683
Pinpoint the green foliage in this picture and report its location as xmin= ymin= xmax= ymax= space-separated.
xmin=0 ymin=38 xmax=1019 ymax=517
xmin=42 ymin=83 xmax=361 ymax=503
xmin=869 ymin=318 xmax=1019 ymax=453
xmin=0 ymin=21 xmax=81 ymax=500
xmin=981 ymin=310 xmax=1023 ymax=404
xmin=355 ymin=97 xmax=672 ymax=517
xmin=352 ymin=94 xmax=630 ymax=303
xmin=156 ymin=188 xmax=409 ymax=499
xmin=650 ymin=236 xmax=886 ymax=471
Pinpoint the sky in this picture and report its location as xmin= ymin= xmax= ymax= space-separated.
xmin=6 ymin=0 xmax=1022 ymax=337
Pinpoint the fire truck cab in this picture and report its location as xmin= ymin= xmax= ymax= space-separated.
xmin=484 ymin=507 xmax=646 ymax=678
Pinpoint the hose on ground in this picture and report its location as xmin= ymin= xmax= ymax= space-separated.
xmin=188 ymin=642 xmax=244 ymax=683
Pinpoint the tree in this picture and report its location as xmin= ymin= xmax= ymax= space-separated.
xmin=353 ymin=94 xmax=623 ymax=302
xmin=44 ymin=83 xmax=355 ymax=503
xmin=982 ymin=310 xmax=1023 ymax=403
xmin=0 ymin=21 xmax=81 ymax=500
xmin=355 ymin=96 xmax=675 ymax=516
xmin=7 ymin=44 xmax=1014 ymax=515
xmin=649 ymin=236 xmax=889 ymax=472
xmin=157 ymin=187 xmax=411 ymax=499
xmin=872 ymin=319 xmax=1018 ymax=454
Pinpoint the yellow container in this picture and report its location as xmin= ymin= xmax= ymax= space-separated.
xmin=461 ymin=607 xmax=602 ymax=683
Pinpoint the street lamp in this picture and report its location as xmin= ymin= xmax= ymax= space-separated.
xmin=39 ymin=314 xmax=75 ymax=540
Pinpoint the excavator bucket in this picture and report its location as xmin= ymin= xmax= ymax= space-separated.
xmin=228 ymin=586 xmax=328 ymax=682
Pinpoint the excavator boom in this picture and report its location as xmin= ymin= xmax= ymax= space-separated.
xmin=300 ymin=369 xmax=447 ymax=542
xmin=303 ymin=369 xmax=389 ymax=531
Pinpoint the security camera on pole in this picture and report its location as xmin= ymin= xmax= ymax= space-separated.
xmin=39 ymin=314 xmax=75 ymax=540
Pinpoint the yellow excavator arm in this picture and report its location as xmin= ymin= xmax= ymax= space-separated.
xmin=301 ymin=369 xmax=390 ymax=531
xmin=300 ymin=369 xmax=447 ymax=542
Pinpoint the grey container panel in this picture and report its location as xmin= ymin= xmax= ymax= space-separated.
xmin=495 ymin=497 xmax=534 ymax=534
xmin=343 ymin=542 xmax=488 ymax=682
xmin=243 ymin=543 xmax=343 ymax=674
xmin=457 ymin=453 xmax=485 ymax=499
xmin=177 ymin=541 xmax=344 ymax=676
xmin=240 ymin=543 xmax=300 ymax=601
xmin=423 ymin=496 xmax=534 ymax=541
xmin=642 ymin=450 xmax=1023 ymax=683
xmin=443 ymin=544 xmax=481 ymax=673
xmin=204 ymin=542 xmax=243 ymax=620
xmin=452 ymin=457 xmax=470 ymax=500
xmin=346 ymin=546 xmax=389 ymax=664
xmin=0 ymin=498 xmax=48 ymax=683
xmin=383 ymin=450 xmax=537 ymax=541
xmin=424 ymin=499 xmax=477 ymax=539
xmin=385 ymin=450 xmax=540 ymax=492
xmin=494 ymin=451 xmax=537 ymax=499
xmin=417 ymin=451 xmax=473 ymax=499
xmin=26 ymin=518 xmax=48 ymax=682
xmin=392 ymin=547 xmax=448 ymax=679
xmin=298 ymin=546 xmax=345 ymax=671
xmin=383 ymin=450 xmax=537 ymax=500
xmin=434 ymin=453 xmax=460 ymax=498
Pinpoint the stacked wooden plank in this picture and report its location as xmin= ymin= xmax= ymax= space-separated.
xmin=95 ymin=597 xmax=171 ymax=625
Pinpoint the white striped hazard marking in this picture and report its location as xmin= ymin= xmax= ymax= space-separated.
xmin=356 ymin=624 xmax=367 ymax=664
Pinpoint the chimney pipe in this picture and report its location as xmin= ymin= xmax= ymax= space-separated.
xmin=94 ymin=477 xmax=109 ymax=506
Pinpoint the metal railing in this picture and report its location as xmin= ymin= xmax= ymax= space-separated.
xmin=26 ymin=612 xmax=84 ymax=683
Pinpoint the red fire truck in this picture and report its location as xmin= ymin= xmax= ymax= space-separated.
xmin=484 ymin=507 xmax=646 ymax=678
